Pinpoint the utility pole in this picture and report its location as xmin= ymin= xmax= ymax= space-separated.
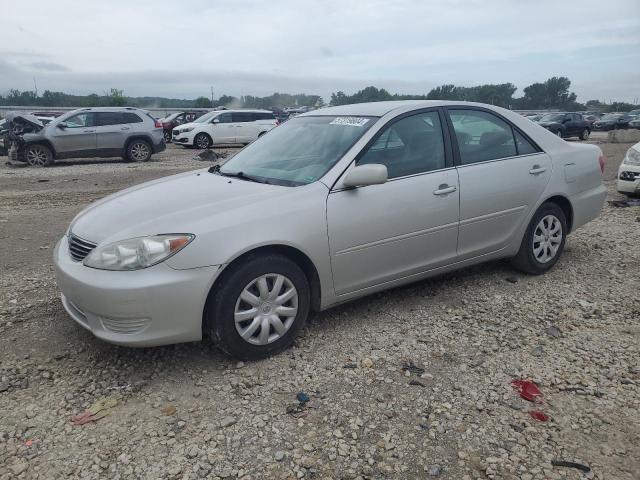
xmin=210 ymin=86 xmax=214 ymax=107
xmin=33 ymin=77 xmax=38 ymax=98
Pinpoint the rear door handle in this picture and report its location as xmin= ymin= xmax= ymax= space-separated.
xmin=83 ymin=129 xmax=95 ymax=133
xmin=120 ymin=127 xmax=131 ymax=131
xmin=433 ymin=184 xmax=457 ymax=196
xmin=529 ymin=165 xmax=547 ymax=175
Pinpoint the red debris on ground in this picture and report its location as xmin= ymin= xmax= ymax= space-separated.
xmin=511 ymin=380 xmax=544 ymax=403
xmin=529 ymin=410 xmax=550 ymax=422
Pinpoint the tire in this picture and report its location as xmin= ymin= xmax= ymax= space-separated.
xmin=126 ymin=139 xmax=152 ymax=162
xmin=555 ymin=130 xmax=563 ymax=138
xmin=579 ymin=128 xmax=590 ymax=141
xmin=194 ymin=133 xmax=212 ymax=149
xmin=163 ymin=130 xmax=172 ymax=143
xmin=25 ymin=144 xmax=53 ymax=167
xmin=206 ymin=254 xmax=310 ymax=360
xmin=511 ymin=202 xmax=567 ymax=275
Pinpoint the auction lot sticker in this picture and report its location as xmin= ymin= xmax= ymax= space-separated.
xmin=329 ymin=117 xmax=370 ymax=127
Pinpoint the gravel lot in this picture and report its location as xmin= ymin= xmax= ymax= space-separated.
xmin=0 ymin=138 xmax=638 ymax=480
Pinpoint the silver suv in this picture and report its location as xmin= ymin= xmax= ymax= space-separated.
xmin=6 ymin=107 xmax=166 ymax=167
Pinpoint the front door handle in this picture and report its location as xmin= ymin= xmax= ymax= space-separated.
xmin=120 ymin=127 xmax=131 ymax=131
xmin=433 ymin=184 xmax=457 ymax=196
xmin=83 ymin=129 xmax=95 ymax=133
xmin=529 ymin=165 xmax=547 ymax=175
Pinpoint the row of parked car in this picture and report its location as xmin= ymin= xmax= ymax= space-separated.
xmin=157 ymin=106 xmax=315 ymax=147
xmin=523 ymin=110 xmax=640 ymax=140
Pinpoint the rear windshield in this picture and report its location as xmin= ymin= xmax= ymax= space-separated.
xmin=219 ymin=115 xmax=376 ymax=186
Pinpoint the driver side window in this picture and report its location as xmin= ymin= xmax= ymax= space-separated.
xmin=215 ymin=113 xmax=232 ymax=123
xmin=64 ymin=113 xmax=94 ymax=128
xmin=357 ymin=112 xmax=446 ymax=179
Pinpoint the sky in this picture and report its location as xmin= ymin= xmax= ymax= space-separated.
xmin=1 ymin=0 xmax=639 ymax=103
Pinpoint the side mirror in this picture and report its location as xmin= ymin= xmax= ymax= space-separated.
xmin=57 ymin=122 xmax=67 ymax=129
xmin=212 ymin=118 xmax=220 ymax=124
xmin=563 ymin=118 xmax=570 ymax=123
xmin=343 ymin=164 xmax=388 ymax=188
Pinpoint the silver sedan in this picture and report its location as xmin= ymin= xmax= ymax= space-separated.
xmin=54 ymin=100 xmax=606 ymax=359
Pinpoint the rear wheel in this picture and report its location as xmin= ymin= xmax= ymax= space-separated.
xmin=206 ymin=254 xmax=310 ymax=360
xmin=194 ymin=133 xmax=212 ymax=149
xmin=511 ymin=202 xmax=567 ymax=275
xmin=25 ymin=144 xmax=53 ymax=167
xmin=163 ymin=130 xmax=172 ymax=143
xmin=127 ymin=140 xmax=152 ymax=162
xmin=555 ymin=130 xmax=563 ymax=138
xmin=579 ymin=128 xmax=590 ymax=141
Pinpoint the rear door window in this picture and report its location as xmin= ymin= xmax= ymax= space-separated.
xmin=96 ymin=112 xmax=123 ymax=126
xmin=232 ymin=112 xmax=253 ymax=123
xmin=448 ymin=109 xmax=517 ymax=165
xmin=122 ymin=112 xmax=143 ymax=123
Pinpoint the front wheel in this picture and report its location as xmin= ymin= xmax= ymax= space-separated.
xmin=555 ymin=130 xmax=563 ymax=138
xmin=206 ymin=254 xmax=310 ymax=360
xmin=163 ymin=130 xmax=172 ymax=143
xmin=194 ymin=133 xmax=212 ymax=149
xmin=579 ymin=128 xmax=590 ymax=141
xmin=511 ymin=202 xmax=567 ymax=275
xmin=25 ymin=144 xmax=53 ymax=167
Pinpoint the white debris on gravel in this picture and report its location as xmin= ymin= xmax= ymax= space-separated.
xmin=0 ymin=143 xmax=638 ymax=479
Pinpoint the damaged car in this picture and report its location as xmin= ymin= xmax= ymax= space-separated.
xmin=5 ymin=107 xmax=166 ymax=167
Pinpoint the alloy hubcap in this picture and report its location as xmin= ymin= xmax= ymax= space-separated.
xmin=234 ymin=273 xmax=298 ymax=346
xmin=26 ymin=147 xmax=47 ymax=166
xmin=196 ymin=135 xmax=208 ymax=148
xmin=131 ymin=143 xmax=149 ymax=161
xmin=532 ymin=215 xmax=562 ymax=263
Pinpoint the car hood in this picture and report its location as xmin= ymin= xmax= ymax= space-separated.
xmin=5 ymin=112 xmax=45 ymax=129
xmin=70 ymin=169 xmax=300 ymax=244
xmin=174 ymin=122 xmax=198 ymax=131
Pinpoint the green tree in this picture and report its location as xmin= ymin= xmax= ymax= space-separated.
xmin=194 ymin=96 xmax=213 ymax=108
xmin=107 ymin=88 xmax=126 ymax=106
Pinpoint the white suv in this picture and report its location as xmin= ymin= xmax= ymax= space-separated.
xmin=173 ymin=109 xmax=278 ymax=148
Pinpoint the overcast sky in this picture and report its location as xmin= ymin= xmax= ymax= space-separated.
xmin=1 ymin=0 xmax=639 ymax=103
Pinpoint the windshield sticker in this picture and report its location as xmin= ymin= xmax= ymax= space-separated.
xmin=329 ymin=117 xmax=370 ymax=127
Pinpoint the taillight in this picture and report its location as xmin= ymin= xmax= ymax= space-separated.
xmin=275 ymin=119 xmax=281 ymax=126
xmin=598 ymin=151 xmax=605 ymax=174
xmin=154 ymin=119 xmax=162 ymax=129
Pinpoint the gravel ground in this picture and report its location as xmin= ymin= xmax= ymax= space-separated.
xmin=0 ymin=140 xmax=638 ymax=480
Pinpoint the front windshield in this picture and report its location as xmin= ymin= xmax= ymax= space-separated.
xmin=540 ymin=114 xmax=564 ymax=122
xmin=219 ymin=115 xmax=376 ymax=186
xmin=601 ymin=114 xmax=621 ymax=121
xmin=194 ymin=111 xmax=217 ymax=123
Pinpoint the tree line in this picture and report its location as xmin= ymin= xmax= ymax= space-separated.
xmin=0 ymin=77 xmax=636 ymax=112
xmin=330 ymin=77 xmax=638 ymax=112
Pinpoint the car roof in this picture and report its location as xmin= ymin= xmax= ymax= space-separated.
xmin=302 ymin=100 xmax=520 ymax=117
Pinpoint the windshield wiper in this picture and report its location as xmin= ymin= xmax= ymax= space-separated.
xmin=208 ymin=164 xmax=268 ymax=184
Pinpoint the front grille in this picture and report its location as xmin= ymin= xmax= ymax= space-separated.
xmin=68 ymin=234 xmax=97 ymax=262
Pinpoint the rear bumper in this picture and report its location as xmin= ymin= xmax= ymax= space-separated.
xmin=570 ymin=183 xmax=607 ymax=231
xmin=153 ymin=138 xmax=166 ymax=153
xmin=54 ymin=236 xmax=220 ymax=347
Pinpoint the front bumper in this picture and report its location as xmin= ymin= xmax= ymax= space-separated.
xmin=173 ymin=130 xmax=195 ymax=145
xmin=54 ymin=236 xmax=220 ymax=347
xmin=617 ymin=166 xmax=640 ymax=194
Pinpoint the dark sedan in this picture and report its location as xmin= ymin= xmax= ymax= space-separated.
xmin=537 ymin=112 xmax=591 ymax=140
xmin=592 ymin=113 xmax=633 ymax=131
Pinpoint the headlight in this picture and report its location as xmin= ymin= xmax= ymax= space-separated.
xmin=623 ymin=148 xmax=640 ymax=166
xmin=83 ymin=234 xmax=194 ymax=271
xmin=181 ymin=127 xmax=194 ymax=133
